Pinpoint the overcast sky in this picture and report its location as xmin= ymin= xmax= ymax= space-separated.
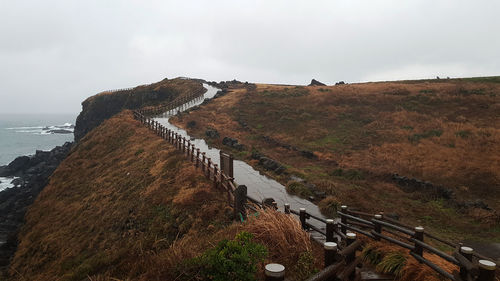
xmin=0 ymin=0 xmax=499 ymax=114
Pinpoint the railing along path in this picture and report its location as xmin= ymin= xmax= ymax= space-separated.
xmin=132 ymin=91 xmax=497 ymax=281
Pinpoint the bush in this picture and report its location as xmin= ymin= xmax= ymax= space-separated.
xmin=181 ymin=231 xmax=267 ymax=281
xmin=286 ymin=181 xmax=313 ymax=197
xmin=291 ymin=251 xmax=318 ymax=280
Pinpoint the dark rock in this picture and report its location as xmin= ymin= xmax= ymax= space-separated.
xmin=251 ymin=151 xmax=263 ymax=160
xmin=222 ymin=137 xmax=245 ymax=151
xmin=313 ymin=190 xmax=326 ymax=198
xmin=385 ymin=213 xmax=400 ymax=220
xmin=392 ymin=173 xmax=453 ymax=199
xmin=274 ymin=166 xmax=286 ymax=175
xmin=300 ymin=150 xmax=316 ymax=159
xmin=222 ymin=137 xmax=237 ymax=146
xmin=0 ymin=166 xmax=8 ymax=177
xmin=205 ymin=128 xmax=219 ymax=139
xmin=335 ymin=81 xmax=345 ymax=85
xmin=7 ymin=156 xmax=30 ymax=174
xmin=259 ymin=157 xmax=286 ymax=174
xmin=309 ymin=79 xmax=326 ymax=86
xmin=0 ymin=142 xmax=73 ymax=267
xmin=47 ymin=129 xmax=73 ymax=134
xmin=457 ymin=200 xmax=491 ymax=210
xmin=11 ymin=178 xmax=24 ymax=187
xmin=233 ymin=143 xmax=245 ymax=151
xmin=262 ymin=198 xmax=275 ymax=207
xmin=187 ymin=120 xmax=196 ymax=129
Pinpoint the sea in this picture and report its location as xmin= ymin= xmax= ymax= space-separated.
xmin=0 ymin=113 xmax=76 ymax=192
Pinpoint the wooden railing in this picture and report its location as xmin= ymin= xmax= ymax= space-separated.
xmin=133 ymin=104 xmax=239 ymax=213
xmin=132 ymin=92 xmax=497 ymax=281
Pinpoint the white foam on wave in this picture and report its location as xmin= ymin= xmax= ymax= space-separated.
xmin=6 ymin=126 xmax=44 ymax=130
xmin=0 ymin=177 xmax=17 ymax=192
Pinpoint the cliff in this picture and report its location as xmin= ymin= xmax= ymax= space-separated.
xmin=74 ymin=78 xmax=206 ymax=142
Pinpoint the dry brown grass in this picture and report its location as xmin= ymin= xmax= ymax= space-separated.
xmin=8 ymin=111 xmax=232 ymax=281
xmin=362 ymin=240 xmax=458 ymax=281
xmin=8 ymin=112 xmax=323 ymax=280
xmin=171 ymin=79 xmax=500 ymax=243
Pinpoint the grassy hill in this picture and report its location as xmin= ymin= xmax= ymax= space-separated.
xmin=7 ymin=111 xmax=319 ymax=280
xmin=172 ymin=77 xmax=500 ymax=243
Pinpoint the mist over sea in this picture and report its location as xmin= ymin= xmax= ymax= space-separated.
xmin=0 ymin=113 xmax=75 ymax=165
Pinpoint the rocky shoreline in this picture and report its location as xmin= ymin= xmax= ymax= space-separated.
xmin=0 ymin=142 xmax=72 ymax=268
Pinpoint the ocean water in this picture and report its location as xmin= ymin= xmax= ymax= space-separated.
xmin=0 ymin=113 xmax=76 ymax=191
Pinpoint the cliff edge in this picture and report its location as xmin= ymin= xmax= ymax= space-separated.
xmin=74 ymin=78 xmax=206 ymax=142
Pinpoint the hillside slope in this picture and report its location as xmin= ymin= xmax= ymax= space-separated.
xmin=172 ymin=77 xmax=500 ymax=243
xmin=9 ymin=111 xmax=233 ymax=280
xmin=8 ymin=110 xmax=323 ymax=281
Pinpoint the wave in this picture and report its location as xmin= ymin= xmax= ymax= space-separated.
xmin=4 ymin=123 xmax=74 ymax=135
xmin=6 ymin=126 xmax=44 ymax=130
xmin=0 ymin=176 xmax=18 ymax=192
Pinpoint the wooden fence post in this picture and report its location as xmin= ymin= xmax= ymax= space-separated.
xmin=213 ymin=164 xmax=219 ymax=188
xmin=206 ymin=158 xmax=211 ymax=178
xmin=324 ymin=242 xmax=338 ymax=267
xmin=478 ymin=260 xmax=496 ymax=281
xmin=191 ymin=144 xmax=195 ymax=162
xmin=284 ymin=203 xmax=290 ymax=214
xmin=326 ymin=219 xmax=335 ymax=242
xmin=201 ymin=153 xmax=206 ymax=172
xmin=272 ymin=201 xmax=278 ymax=210
xmin=234 ymin=185 xmax=247 ymax=221
xmin=373 ymin=214 xmax=382 ymax=241
xmin=340 ymin=205 xmax=347 ymax=234
xmin=413 ymin=226 xmax=424 ymax=257
xmin=187 ymin=140 xmax=191 ymax=156
xmin=346 ymin=233 xmax=357 ymax=280
xmin=182 ymin=137 xmax=186 ymax=153
xmin=299 ymin=208 xmax=307 ymax=230
xmin=459 ymin=246 xmax=473 ymax=280
xmin=265 ymin=264 xmax=285 ymax=281
xmin=196 ymin=149 xmax=200 ymax=167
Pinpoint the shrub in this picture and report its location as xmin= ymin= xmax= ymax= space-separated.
xmin=318 ymin=196 xmax=340 ymax=218
xmin=286 ymin=181 xmax=313 ymax=197
xmin=408 ymin=129 xmax=443 ymax=143
xmin=187 ymin=120 xmax=196 ymax=128
xmin=291 ymin=251 xmax=318 ymax=280
xmin=376 ymin=252 xmax=407 ymax=277
xmin=181 ymin=231 xmax=267 ymax=281
xmin=455 ymin=130 xmax=471 ymax=138
xmin=329 ymin=169 xmax=365 ymax=180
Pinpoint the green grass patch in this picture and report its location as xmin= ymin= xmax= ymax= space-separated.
xmin=286 ymin=181 xmax=313 ymax=197
xmin=134 ymin=148 xmax=145 ymax=156
xmin=179 ymin=232 xmax=267 ymax=281
xmin=455 ymin=130 xmax=472 ymax=138
xmin=408 ymin=129 xmax=443 ymax=143
xmin=329 ymin=168 xmax=365 ymax=180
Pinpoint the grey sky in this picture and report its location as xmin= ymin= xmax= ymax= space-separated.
xmin=1 ymin=0 xmax=499 ymax=114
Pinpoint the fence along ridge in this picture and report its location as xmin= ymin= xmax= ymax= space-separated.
xmin=132 ymin=94 xmax=497 ymax=281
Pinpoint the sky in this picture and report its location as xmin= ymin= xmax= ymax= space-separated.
xmin=0 ymin=0 xmax=499 ymax=114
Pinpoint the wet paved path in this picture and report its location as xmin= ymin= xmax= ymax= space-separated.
xmin=154 ymin=84 xmax=327 ymax=228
